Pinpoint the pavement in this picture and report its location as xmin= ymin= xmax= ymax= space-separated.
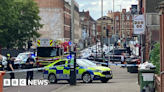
xmin=53 ymin=65 xmax=140 ymax=92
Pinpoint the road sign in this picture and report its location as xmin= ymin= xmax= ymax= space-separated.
xmin=134 ymin=15 xmax=145 ymax=34
xmin=131 ymin=5 xmax=137 ymax=14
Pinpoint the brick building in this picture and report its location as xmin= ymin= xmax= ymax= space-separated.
xmin=138 ymin=0 xmax=162 ymax=61
xmin=96 ymin=16 xmax=113 ymax=39
xmin=79 ymin=10 xmax=96 ymax=47
xmin=107 ymin=9 xmax=134 ymax=39
xmin=34 ymin=0 xmax=80 ymax=46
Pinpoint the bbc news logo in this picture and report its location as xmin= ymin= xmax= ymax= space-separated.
xmin=4 ymin=79 xmax=48 ymax=86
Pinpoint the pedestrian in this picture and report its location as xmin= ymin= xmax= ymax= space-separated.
xmin=7 ymin=56 xmax=18 ymax=79
xmin=26 ymin=54 xmax=35 ymax=85
xmin=120 ymin=52 xmax=125 ymax=68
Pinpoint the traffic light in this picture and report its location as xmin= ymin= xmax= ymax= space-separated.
xmin=28 ymin=41 xmax=32 ymax=49
xmin=106 ymin=29 xmax=109 ymax=37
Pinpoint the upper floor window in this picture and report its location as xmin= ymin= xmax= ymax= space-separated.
xmin=103 ymin=26 xmax=106 ymax=30
xmin=122 ymin=23 xmax=125 ymax=29
xmin=116 ymin=16 xmax=118 ymax=20
xmin=127 ymin=16 xmax=129 ymax=20
xmin=127 ymin=23 xmax=130 ymax=28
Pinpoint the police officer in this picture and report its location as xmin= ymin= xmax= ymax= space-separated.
xmin=7 ymin=56 xmax=15 ymax=79
xmin=26 ymin=54 xmax=35 ymax=85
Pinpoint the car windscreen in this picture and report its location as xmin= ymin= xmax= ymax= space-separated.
xmin=37 ymin=47 xmax=60 ymax=57
xmin=16 ymin=54 xmax=29 ymax=60
xmin=77 ymin=59 xmax=97 ymax=67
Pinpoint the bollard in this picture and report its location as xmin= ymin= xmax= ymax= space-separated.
xmin=0 ymin=71 xmax=5 ymax=92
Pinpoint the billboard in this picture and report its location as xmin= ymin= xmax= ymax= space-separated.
xmin=134 ymin=15 xmax=145 ymax=34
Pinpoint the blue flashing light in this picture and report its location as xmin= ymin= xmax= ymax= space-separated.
xmin=31 ymin=54 xmax=35 ymax=58
xmin=69 ymin=42 xmax=72 ymax=45
xmin=67 ymin=55 xmax=72 ymax=59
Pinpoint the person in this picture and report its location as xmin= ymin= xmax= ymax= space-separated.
xmin=26 ymin=54 xmax=35 ymax=85
xmin=120 ymin=52 xmax=125 ymax=68
xmin=7 ymin=56 xmax=16 ymax=79
xmin=7 ymin=54 xmax=10 ymax=60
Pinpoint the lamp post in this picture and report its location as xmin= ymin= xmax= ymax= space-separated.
xmin=117 ymin=5 xmax=122 ymax=39
xmin=101 ymin=0 xmax=104 ymax=62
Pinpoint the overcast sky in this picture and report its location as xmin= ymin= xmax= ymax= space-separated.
xmin=75 ymin=0 xmax=138 ymax=20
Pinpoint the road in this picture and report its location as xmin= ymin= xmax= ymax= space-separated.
xmin=3 ymin=69 xmax=43 ymax=79
xmin=54 ymin=65 xmax=140 ymax=92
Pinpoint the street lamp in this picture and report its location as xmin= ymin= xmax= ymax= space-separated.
xmin=101 ymin=0 xmax=104 ymax=62
xmin=117 ymin=5 xmax=122 ymax=39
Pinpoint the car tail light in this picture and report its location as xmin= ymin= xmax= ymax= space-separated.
xmin=56 ymin=58 xmax=59 ymax=60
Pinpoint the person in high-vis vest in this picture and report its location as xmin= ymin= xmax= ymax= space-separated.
xmin=7 ymin=54 xmax=10 ymax=60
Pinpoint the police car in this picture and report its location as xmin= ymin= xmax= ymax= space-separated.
xmin=43 ymin=59 xmax=113 ymax=83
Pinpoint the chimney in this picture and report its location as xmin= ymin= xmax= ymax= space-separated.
xmin=122 ymin=9 xmax=126 ymax=13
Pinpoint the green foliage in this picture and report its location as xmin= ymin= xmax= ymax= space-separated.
xmin=150 ymin=42 xmax=160 ymax=75
xmin=0 ymin=0 xmax=42 ymax=48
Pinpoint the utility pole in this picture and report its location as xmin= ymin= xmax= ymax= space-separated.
xmin=113 ymin=0 xmax=115 ymax=41
xmin=71 ymin=0 xmax=74 ymax=51
xmin=101 ymin=0 xmax=104 ymax=62
xmin=70 ymin=0 xmax=76 ymax=86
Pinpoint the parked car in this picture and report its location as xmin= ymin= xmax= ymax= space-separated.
xmin=43 ymin=59 xmax=113 ymax=83
xmin=15 ymin=52 xmax=36 ymax=69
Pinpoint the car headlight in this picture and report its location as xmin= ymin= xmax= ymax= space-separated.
xmin=93 ymin=70 xmax=103 ymax=73
xmin=110 ymin=70 xmax=112 ymax=74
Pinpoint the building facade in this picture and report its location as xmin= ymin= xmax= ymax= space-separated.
xmin=34 ymin=0 xmax=80 ymax=45
xmin=79 ymin=10 xmax=96 ymax=48
xmin=107 ymin=9 xmax=134 ymax=39
xmin=96 ymin=16 xmax=113 ymax=39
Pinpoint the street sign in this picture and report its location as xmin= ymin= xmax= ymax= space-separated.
xmin=134 ymin=15 xmax=145 ymax=34
xmin=131 ymin=5 xmax=138 ymax=14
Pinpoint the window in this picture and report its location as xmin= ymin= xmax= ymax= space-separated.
xmin=122 ymin=23 xmax=125 ymax=29
xmin=103 ymin=17 xmax=106 ymax=20
xmin=54 ymin=61 xmax=66 ymax=66
xmin=37 ymin=47 xmax=61 ymax=57
xmin=116 ymin=16 xmax=118 ymax=20
xmin=132 ymin=22 xmax=134 ymax=28
xmin=127 ymin=23 xmax=130 ymax=28
xmin=116 ymin=23 xmax=119 ymax=29
xmin=127 ymin=16 xmax=129 ymax=20
xmin=103 ymin=26 xmax=106 ymax=30
xmin=127 ymin=31 xmax=130 ymax=36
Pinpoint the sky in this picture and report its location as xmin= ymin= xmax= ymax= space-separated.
xmin=75 ymin=0 xmax=138 ymax=20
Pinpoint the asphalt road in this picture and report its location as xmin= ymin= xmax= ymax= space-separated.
xmin=3 ymin=69 xmax=43 ymax=79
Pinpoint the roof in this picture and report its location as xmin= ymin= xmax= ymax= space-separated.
xmin=97 ymin=16 xmax=113 ymax=20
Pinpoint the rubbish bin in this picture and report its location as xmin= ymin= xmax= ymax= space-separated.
xmin=138 ymin=69 xmax=156 ymax=91
xmin=129 ymin=61 xmax=138 ymax=73
xmin=126 ymin=60 xmax=132 ymax=72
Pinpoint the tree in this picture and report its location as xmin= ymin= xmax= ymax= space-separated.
xmin=150 ymin=42 xmax=160 ymax=75
xmin=0 ymin=0 xmax=42 ymax=48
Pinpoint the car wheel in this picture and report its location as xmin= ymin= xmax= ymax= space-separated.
xmin=82 ymin=73 xmax=92 ymax=83
xmin=48 ymin=74 xmax=57 ymax=83
xmin=101 ymin=78 xmax=109 ymax=83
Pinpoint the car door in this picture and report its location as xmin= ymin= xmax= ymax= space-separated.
xmin=54 ymin=60 xmax=68 ymax=79
xmin=65 ymin=60 xmax=81 ymax=80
